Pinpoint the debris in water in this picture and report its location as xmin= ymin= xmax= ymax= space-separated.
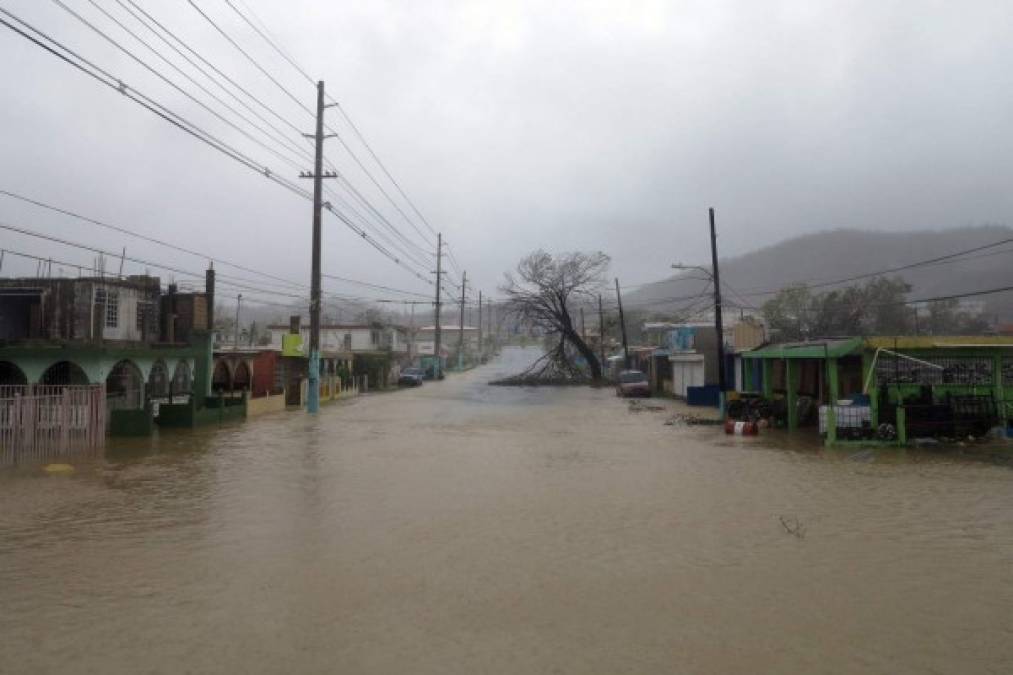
xmin=779 ymin=515 xmax=806 ymax=539
xmin=665 ymin=413 xmax=723 ymax=426
xmin=628 ymin=399 xmax=666 ymax=413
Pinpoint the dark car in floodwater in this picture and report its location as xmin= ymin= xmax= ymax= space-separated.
xmin=616 ymin=370 xmax=650 ymax=397
xmin=398 ymin=368 xmax=424 ymax=387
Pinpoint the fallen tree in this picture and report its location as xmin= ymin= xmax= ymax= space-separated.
xmin=491 ymin=250 xmax=609 ymax=386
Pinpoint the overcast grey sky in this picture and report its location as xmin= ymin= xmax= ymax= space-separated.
xmin=1 ymin=0 xmax=1011 ymax=310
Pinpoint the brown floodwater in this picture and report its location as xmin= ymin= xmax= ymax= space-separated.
xmin=2 ymin=347 xmax=1012 ymax=674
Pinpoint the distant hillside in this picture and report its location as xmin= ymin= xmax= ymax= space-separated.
xmin=626 ymin=226 xmax=1013 ymax=321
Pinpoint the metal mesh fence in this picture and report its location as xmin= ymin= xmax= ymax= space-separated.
xmin=876 ymin=356 xmax=993 ymax=386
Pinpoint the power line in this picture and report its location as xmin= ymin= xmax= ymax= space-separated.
xmin=224 ymin=0 xmax=316 ymax=85
xmin=0 ymin=188 xmax=434 ymax=301
xmin=185 ymin=0 xmax=313 ymax=119
xmin=321 ymin=185 xmax=434 ymax=270
xmin=0 ymin=7 xmax=310 ymax=197
xmin=119 ymin=0 xmax=309 ymax=142
xmin=51 ymin=0 xmax=306 ymax=172
xmin=110 ymin=0 xmax=315 ymax=164
xmin=224 ymin=0 xmax=440 ymax=242
xmin=320 ymin=273 xmax=430 ymax=298
xmin=179 ymin=1 xmax=438 ymax=270
xmin=0 ymin=219 xmax=297 ymax=296
xmin=0 ymin=6 xmax=435 ymax=284
xmin=725 ymin=236 xmax=1013 ymax=298
xmin=205 ymin=0 xmax=438 ymax=251
xmin=329 ymin=177 xmax=434 ymax=261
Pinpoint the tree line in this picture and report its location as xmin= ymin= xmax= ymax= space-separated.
xmin=760 ymin=276 xmax=990 ymax=340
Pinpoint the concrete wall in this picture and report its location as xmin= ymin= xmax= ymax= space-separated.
xmin=247 ymin=391 xmax=286 ymax=417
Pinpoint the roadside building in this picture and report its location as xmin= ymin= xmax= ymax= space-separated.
xmin=268 ymin=321 xmax=409 ymax=389
xmin=0 ymin=271 xmax=217 ymax=447
xmin=414 ymin=325 xmax=480 ymax=371
xmin=737 ymin=336 xmax=1013 ymax=442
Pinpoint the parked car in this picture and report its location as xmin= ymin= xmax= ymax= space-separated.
xmin=398 ymin=368 xmax=424 ymax=387
xmin=616 ymin=369 xmax=650 ymax=397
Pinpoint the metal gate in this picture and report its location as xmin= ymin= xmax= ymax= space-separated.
xmin=0 ymin=384 xmax=106 ymax=466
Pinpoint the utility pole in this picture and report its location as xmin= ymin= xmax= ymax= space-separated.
xmin=709 ymin=207 xmax=726 ymax=409
xmin=409 ymin=303 xmax=415 ymax=363
xmin=598 ymin=294 xmax=606 ymax=372
xmin=434 ymin=232 xmax=443 ymax=379
xmin=299 ymin=80 xmax=337 ymax=413
xmin=458 ymin=271 xmax=467 ymax=370
xmin=478 ymin=290 xmax=483 ymax=356
xmin=580 ymin=306 xmax=586 ymax=341
xmin=615 ymin=278 xmax=629 ymax=369
xmin=234 ymin=293 xmax=242 ymax=350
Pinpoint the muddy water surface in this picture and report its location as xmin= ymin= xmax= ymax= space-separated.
xmin=2 ymin=347 xmax=1012 ymax=674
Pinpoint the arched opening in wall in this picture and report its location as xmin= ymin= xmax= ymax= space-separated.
xmin=0 ymin=361 xmax=28 ymax=387
xmin=232 ymin=361 xmax=251 ymax=391
xmin=106 ymin=360 xmax=143 ymax=411
xmin=212 ymin=359 xmax=231 ymax=392
xmin=40 ymin=361 xmax=89 ymax=386
xmin=171 ymin=361 xmax=191 ymax=397
xmin=147 ymin=360 xmax=170 ymax=400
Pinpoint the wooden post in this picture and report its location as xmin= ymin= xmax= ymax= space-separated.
xmin=993 ymin=353 xmax=1006 ymax=430
xmin=826 ymin=406 xmax=837 ymax=445
xmin=786 ymin=359 xmax=799 ymax=431
xmin=828 ymin=357 xmax=840 ymax=403
xmin=60 ymin=387 xmax=70 ymax=452
xmin=863 ymin=350 xmax=879 ymax=427
xmin=897 ymin=406 xmax=907 ymax=445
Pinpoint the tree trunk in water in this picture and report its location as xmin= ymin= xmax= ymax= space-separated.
xmin=563 ymin=327 xmax=602 ymax=382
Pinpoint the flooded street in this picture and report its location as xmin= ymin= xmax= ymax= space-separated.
xmin=2 ymin=346 xmax=1012 ymax=674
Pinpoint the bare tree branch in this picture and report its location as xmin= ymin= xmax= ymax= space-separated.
xmin=494 ymin=250 xmax=610 ymax=385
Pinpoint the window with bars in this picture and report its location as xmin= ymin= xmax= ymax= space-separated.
xmin=1002 ymin=358 xmax=1013 ymax=386
xmin=105 ymin=290 xmax=119 ymax=328
xmin=94 ymin=288 xmax=119 ymax=329
xmin=136 ymin=301 xmax=152 ymax=333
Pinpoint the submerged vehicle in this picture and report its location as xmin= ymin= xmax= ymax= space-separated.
xmin=616 ymin=369 xmax=650 ymax=397
xmin=398 ymin=368 xmax=425 ymax=387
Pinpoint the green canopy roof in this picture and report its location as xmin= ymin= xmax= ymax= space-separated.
xmin=741 ymin=337 xmax=863 ymax=360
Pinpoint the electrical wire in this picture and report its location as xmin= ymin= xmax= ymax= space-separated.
xmin=0 ymin=6 xmax=435 ymax=285
xmin=0 ymin=188 xmax=430 ymax=299
xmin=111 ymin=0 xmax=315 ymax=164
xmin=196 ymin=0 xmax=438 ymax=251
xmin=50 ymin=0 xmax=305 ymax=173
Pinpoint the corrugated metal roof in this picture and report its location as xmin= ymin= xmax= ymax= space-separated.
xmin=741 ymin=337 xmax=863 ymax=359
xmin=864 ymin=336 xmax=1013 ymax=349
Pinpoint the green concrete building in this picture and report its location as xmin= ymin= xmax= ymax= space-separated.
xmin=740 ymin=336 xmax=1013 ymax=441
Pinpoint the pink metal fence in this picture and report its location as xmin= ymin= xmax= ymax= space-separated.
xmin=0 ymin=384 xmax=106 ymax=466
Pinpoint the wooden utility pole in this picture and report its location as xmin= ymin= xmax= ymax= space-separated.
xmin=615 ymin=278 xmax=629 ymax=369
xmin=300 ymin=81 xmax=336 ymax=413
xmin=580 ymin=306 xmax=586 ymax=341
xmin=409 ymin=303 xmax=415 ymax=362
xmin=458 ymin=271 xmax=467 ymax=370
xmin=709 ymin=207 xmax=726 ymax=402
xmin=478 ymin=290 xmax=483 ymax=355
xmin=234 ymin=293 xmax=242 ymax=350
xmin=434 ymin=232 xmax=443 ymax=379
xmin=598 ymin=294 xmax=605 ymax=370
